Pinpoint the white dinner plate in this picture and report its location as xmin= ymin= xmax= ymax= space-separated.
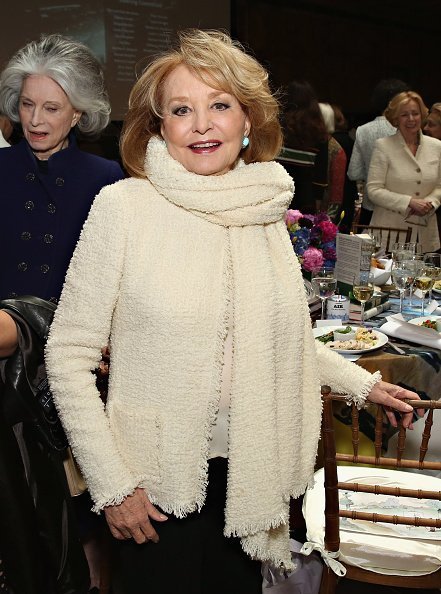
xmin=312 ymin=325 xmax=388 ymax=354
xmin=408 ymin=316 xmax=441 ymax=331
xmin=433 ymin=287 xmax=441 ymax=295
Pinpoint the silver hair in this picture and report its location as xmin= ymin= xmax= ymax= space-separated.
xmin=0 ymin=34 xmax=111 ymax=135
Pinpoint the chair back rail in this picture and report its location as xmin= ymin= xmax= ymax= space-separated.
xmin=339 ymin=509 xmax=441 ymax=528
xmin=335 ymin=453 xmax=441 ymax=470
xmin=319 ymin=386 xmax=441 ymax=591
xmin=351 ymin=224 xmax=412 ymax=253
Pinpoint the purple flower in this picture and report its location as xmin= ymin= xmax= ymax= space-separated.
xmin=322 ymin=246 xmax=337 ymax=261
xmin=314 ymin=212 xmax=330 ymax=224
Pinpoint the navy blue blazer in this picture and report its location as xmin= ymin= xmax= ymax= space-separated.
xmin=1 ymin=134 xmax=124 ymax=301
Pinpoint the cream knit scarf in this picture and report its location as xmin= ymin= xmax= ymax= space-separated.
xmin=145 ymin=138 xmax=323 ymax=569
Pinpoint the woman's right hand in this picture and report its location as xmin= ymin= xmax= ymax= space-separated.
xmin=104 ymin=487 xmax=168 ymax=544
xmin=409 ymin=197 xmax=433 ymax=216
xmin=0 ymin=311 xmax=18 ymax=358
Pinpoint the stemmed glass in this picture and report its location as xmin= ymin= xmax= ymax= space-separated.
xmin=403 ymin=257 xmax=423 ymax=309
xmin=414 ymin=269 xmax=435 ymax=316
xmin=352 ymin=271 xmax=374 ymax=324
xmin=423 ymin=253 xmax=441 ymax=302
xmin=391 ymin=242 xmax=413 ymax=263
xmin=311 ymin=267 xmax=337 ymax=320
xmin=391 ymin=261 xmax=414 ymax=314
xmin=368 ymin=230 xmax=382 ymax=256
xmin=404 ymin=242 xmax=422 ymax=256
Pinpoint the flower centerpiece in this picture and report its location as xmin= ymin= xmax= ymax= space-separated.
xmin=285 ymin=209 xmax=338 ymax=273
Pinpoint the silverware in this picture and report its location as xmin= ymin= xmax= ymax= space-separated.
xmin=388 ymin=341 xmax=405 ymax=355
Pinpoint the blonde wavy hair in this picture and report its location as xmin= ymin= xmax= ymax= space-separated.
xmin=121 ymin=29 xmax=283 ymax=178
xmin=384 ymin=91 xmax=428 ymax=126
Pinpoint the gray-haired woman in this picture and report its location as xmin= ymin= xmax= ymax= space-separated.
xmin=0 ymin=34 xmax=124 ymax=594
xmin=0 ymin=33 xmax=124 ymax=301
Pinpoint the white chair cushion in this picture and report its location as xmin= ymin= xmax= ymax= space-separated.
xmin=303 ymin=466 xmax=441 ymax=576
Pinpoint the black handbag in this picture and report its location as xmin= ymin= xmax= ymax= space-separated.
xmin=0 ymin=295 xmax=90 ymax=594
xmin=0 ymin=295 xmax=68 ymax=451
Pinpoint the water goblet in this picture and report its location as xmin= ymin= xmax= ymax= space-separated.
xmin=391 ymin=242 xmax=405 ymax=260
xmin=423 ymin=253 xmax=441 ymax=302
xmin=404 ymin=242 xmax=422 ymax=256
xmin=392 ymin=246 xmax=413 ymax=263
xmin=352 ymin=271 xmax=374 ymax=324
xmin=403 ymin=257 xmax=423 ymax=309
xmin=391 ymin=261 xmax=413 ymax=314
xmin=369 ymin=230 xmax=382 ymax=256
xmin=311 ymin=267 xmax=337 ymax=320
xmin=414 ymin=269 xmax=435 ymax=316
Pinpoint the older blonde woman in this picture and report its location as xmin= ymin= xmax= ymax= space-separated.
xmin=45 ymin=30 xmax=418 ymax=594
xmin=367 ymin=91 xmax=441 ymax=252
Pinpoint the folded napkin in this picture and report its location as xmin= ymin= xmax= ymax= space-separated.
xmin=371 ymin=258 xmax=392 ymax=286
xmin=408 ymin=298 xmax=439 ymax=314
xmin=380 ymin=314 xmax=441 ymax=349
xmin=315 ymin=319 xmax=342 ymax=328
xmin=364 ymin=301 xmax=391 ymax=320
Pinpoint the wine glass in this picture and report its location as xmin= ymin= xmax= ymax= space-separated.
xmin=414 ymin=269 xmax=435 ymax=316
xmin=391 ymin=242 xmax=412 ymax=263
xmin=391 ymin=261 xmax=413 ymax=314
xmin=352 ymin=271 xmax=374 ymax=324
xmin=403 ymin=257 xmax=423 ymax=309
xmin=311 ymin=267 xmax=337 ymax=320
xmin=423 ymin=253 xmax=441 ymax=302
xmin=368 ymin=230 xmax=382 ymax=256
xmin=404 ymin=242 xmax=422 ymax=256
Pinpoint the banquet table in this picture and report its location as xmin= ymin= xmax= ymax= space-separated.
xmin=319 ymin=295 xmax=441 ymax=453
xmin=331 ymin=341 xmax=441 ymax=451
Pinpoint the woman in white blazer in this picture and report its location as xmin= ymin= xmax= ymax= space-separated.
xmin=367 ymin=91 xmax=441 ymax=252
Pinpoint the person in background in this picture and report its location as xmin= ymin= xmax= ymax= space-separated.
xmin=423 ymin=102 xmax=441 ymax=246
xmin=0 ymin=34 xmax=124 ymax=594
xmin=0 ymin=33 xmax=125 ymax=302
xmin=348 ymin=78 xmax=410 ymax=225
xmin=367 ymin=91 xmax=441 ymax=253
xmin=318 ymin=102 xmax=346 ymax=220
xmin=423 ymin=102 xmax=441 ymax=140
xmin=0 ymin=113 xmax=13 ymax=147
xmin=45 ymin=29 xmax=419 ymax=594
xmin=331 ymin=104 xmax=359 ymax=233
xmin=278 ymin=80 xmax=328 ymax=213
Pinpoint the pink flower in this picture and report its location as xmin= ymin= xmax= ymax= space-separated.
xmin=285 ymin=209 xmax=302 ymax=226
xmin=302 ymin=247 xmax=324 ymax=271
xmin=318 ymin=220 xmax=338 ymax=243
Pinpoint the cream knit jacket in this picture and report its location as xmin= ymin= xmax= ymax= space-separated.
xmin=45 ymin=138 xmax=380 ymax=569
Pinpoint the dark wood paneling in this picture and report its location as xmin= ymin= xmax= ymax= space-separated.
xmin=233 ymin=0 xmax=441 ymax=120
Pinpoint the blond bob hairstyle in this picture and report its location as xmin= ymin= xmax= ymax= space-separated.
xmin=384 ymin=91 xmax=428 ymax=126
xmin=121 ymin=29 xmax=283 ymax=178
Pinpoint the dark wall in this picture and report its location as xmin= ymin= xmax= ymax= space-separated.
xmin=232 ymin=0 xmax=441 ymax=122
